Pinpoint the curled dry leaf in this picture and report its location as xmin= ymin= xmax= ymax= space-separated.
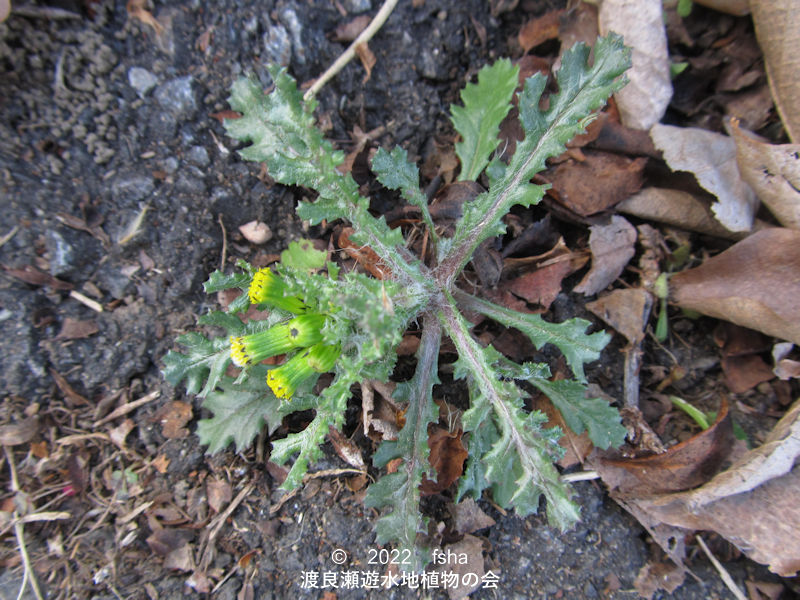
xmin=750 ymin=0 xmax=800 ymax=142
xmin=729 ymin=119 xmax=800 ymax=230
xmin=627 ymin=398 xmax=800 ymax=576
xmin=772 ymin=343 xmax=800 ymax=380
xmin=598 ymin=0 xmax=671 ymax=130
xmin=574 ymin=215 xmax=637 ymax=295
xmin=593 ymin=399 xmax=734 ymax=495
xmin=506 ymin=238 xmax=586 ymax=311
xmin=616 ymin=187 xmax=746 ymax=240
xmin=0 ymin=416 xmax=39 ymax=446
xmin=452 ymin=498 xmax=496 ymax=534
xmin=518 ymin=9 xmax=563 ymax=54
xmin=587 ymin=288 xmax=652 ymax=345
xmin=650 ymin=124 xmax=758 ymax=232
xmin=670 ymin=228 xmax=800 ymax=345
xmin=327 ymin=426 xmax=365 ymax=470
xmin=420 ymin=425 xmax=468 ymax=496
xmin=354 ymin=42 xmax=376 ymax=84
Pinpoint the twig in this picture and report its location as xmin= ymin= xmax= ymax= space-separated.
xmin=217 ymin=214 xmax=227 ymax=271
xmin=270 ymin=468 xmax=367 ymax=515
xmin=4 ymin=447 xmax=45 ymax=600
xmin=695 ymin=535 xmax=747 ymax=600
xmin=93 ymin=390 xmax=160 ymax=427
xmin=303 ymin=0 xmax=400 ymax=101
xmin=561 ymin=470 xmax=600 ymax=483
xmin=0 ymin=225 xmax=19 ymax=248
xmin=199 ymin=482 xmax=255 ymax=570
xmin=69 ymin=290 xmax=104 ymax=313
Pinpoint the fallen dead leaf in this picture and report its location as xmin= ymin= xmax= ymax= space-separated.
xmin=328 ymin=426 xmax=365 ymax=470
xmin=152 ymin=454 xmax=170 ymax=474
xmin=598 ymin=0 xmax=671 ymax=130
xmin=126 ymin=0 xmax=164 ymax=36
xmin=518 ymin=9 xmax=563 ymax=54
xmin=616 ymin=187 xmax=745 ymax=240
xmin=437 ymin=535 xmax=485 ymax=600
xmin=154 ymin=401 xmax=193 ymax=439
xmin=729 ymin=119 xmax=800 ymax=230
xmin=332 ymin=15 xmax=370 ymax=42
xmin=420 ymin=425 xmax=468 ymax=496
xmin=669 ymin=228 xmax=800 ymax=344
xmin=547 ymin=151 xmax=647 ymax=217
xmin=593 ymin=399 xmax=733 ymax=495
xmin=587 ymin=288 xmax=652 ymax=345
xmin=355 ymin=42 xmax=376 ymax=83
xmin=362 ymin=380 xmax=399 ymax=442
xmin=164 ymin=543 xmax=195 ymax=572
xmin=2 ymin=264 xmax=73 ymax=290
xmin=750 ymin=0 xmax=800 ymax=142
xmin=634 ymin=561 xmax=685 ymax=600
xmin=56 ymin=317 xmax=99 ymax=340
xmin=715 ymin=323 xmax=775 ymax=394
xmin=109 ymin=418 xmax=135 ymax=449
xmin=532 ymin=391 xmax=593 ymax=468
xmin=505 ymin=238 xmax=585 ymax=311
xmin=623 ymin=398 xmax=800 ymax=576
xmin=452 ymin=498 xmax=496 ymax=534
xmin=49 ymin=369 xmax=89 ymax=406
xmin=773 ymin=343 xmax=800 ymax=380
xmin=650 ymin=124 xmax=758 ymax=232
xmin=338 ymin=227 xmax=390 ymax=279
xmin=574 ymin=215 xmax=637 ymax=295
xmin=0 ymin=416 xmax=39 ymax=446
xmin=206 ymin=477 xmax=232 ymax=513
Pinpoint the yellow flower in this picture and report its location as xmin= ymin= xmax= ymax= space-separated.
xmin=230 ymin=314 xmax=327 ymax=367
xmin=267 ymin=343 xmax=341 ymax=399
xmin=248 ymin=267 xmax=307 ymax=313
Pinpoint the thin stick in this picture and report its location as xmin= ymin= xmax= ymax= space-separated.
xmin=4 ymin=447 xmax=45 ymax=600
xmin=303 ymin=0 xmax=400 ymax=101
xmin=695 ymin=535 xmax=747 ymax=600
xmin=93 ymin=390 xmax=160 ymax=427
xmin=561 ymin=470 xmax=600 ymax=483
xmin=217 ymin=214 xmax=227 ymax=271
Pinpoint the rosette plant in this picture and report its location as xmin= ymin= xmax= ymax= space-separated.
xmin=164 ymin=35 xmax=632 ymax=569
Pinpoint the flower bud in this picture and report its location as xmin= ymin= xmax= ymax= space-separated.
xmin=248 ymin=267 xmax=307 ymax=313
xmin=230 ymin=313 xmax=327 ymax=367
xmin=267 ymin=343 xmax=341 ymax=399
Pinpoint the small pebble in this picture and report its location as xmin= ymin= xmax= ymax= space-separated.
xmin=239 ymin=221 xmax=273 ymax=244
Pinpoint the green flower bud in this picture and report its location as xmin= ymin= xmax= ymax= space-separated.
xmin=249 ymin=267 xmax=308 ymax=313
xmin=230 ymin=314 xmax=327 ymax=367
xmin=267 ymin=343 xmax=341 ymax=400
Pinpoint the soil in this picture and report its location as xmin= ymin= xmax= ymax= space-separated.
xmin=0 ymin=1 xmax=796 ymax=599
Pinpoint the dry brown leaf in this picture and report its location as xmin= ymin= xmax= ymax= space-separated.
xmin=437 ymin=535 xmax=485 ymax=600
xmin=627 ymin=398 xmax=800 ymax=576
xmin=328 ymin=426 xmax=365 ymax=469
xmin=126 ymin=0 xmax=164 ymax=36
xmin=2 ymin=265 xmax=73 ymax=290
xmin=505 ymin=239 xmax=584 ymax=311
xmin=729 ymin=119 xmax=800 ymax=229
xmin=593 ymin=399 xmax=733 ymax=495
xmin=338 ymin=227 xmax=391 ymax=279
xmin=56 ymin=317 xmax=99 ymax=340
xmin=634 ymin=561 xmax=685 ymax=600
xmin=547 ymin=151 xmax=647 ymax=217
xmin=716 ymin=323 xmax=775 ymax=393
xmin=670 ymin=228 xmax=800 ymax=344
xmin=598 ymin=0 xmax=671 ymax=130
xmin=354 ymin=42 xmax=376 ymax=83
xmin=164 ymin=543 xmax=194 ymax=572
xmin=750 ymin=1 xmax=800 ymax=142
xmin=152 ymin=454 xmax=170 ymax=474
xmin=773 ymin=343 xmax=800 ymax=380
xmin=616 ymin=187 xmax=744 ymax=240
xmin=206 ymin=477 xmax=232 ymax=513
xmin=332 ymin=14 xmax=370 ymax=42
xmin=420 ymin=425 xmax=468 ymax=496
xmin=557 ymin=0 xmax=598 ymax=56
xmin=154 ymin=401 xmax=193 ymax=439
xmin=518 ymin=10 xmax=563 ymax=54
xmin=574 ymin=215 xmax=637 ymax=295
xmin=452 ymin=498 xmax=495 ymax=534
xmin=650 ymin=124 xmax=758 ymax=232
xmin=362 ymin=380 xmax=399 ymax=441
xmin=587 ymin=288 xmax=652 ymax=345
xmin=109 ymin=418 xmax=135 ymax=449
xmin=0 ymin=416 xmax=39 ymax=446
xmin=532 ymin=392 xmax=593 ymax=468
xmin=49 ymin=369 xmax=89 ymax=406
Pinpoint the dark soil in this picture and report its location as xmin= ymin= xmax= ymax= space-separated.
xmin=0 ymin=1 xmax=794 ymax=599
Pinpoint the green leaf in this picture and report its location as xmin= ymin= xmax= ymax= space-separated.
xmin=270 ymin=366 xmax=358 ymax=490
xmin=440 ymin=295 xmax=579 ymax=531
xmin=529 ymin=378 xmax=626 ymax=450
xmin=162 ymin=332 xmax=231 ymax=397
xmin=364 ymin=319 xmax=441 ymax=571
xmin=456 ymin=417 xmax=499 ymax=502
xmin=280 ymin=239 xmax=327 ymax=272
xmin=451 ymin=58 xmax=519 ymax=182
xmin=196 ymin=366 xmax=283 ymax=454
xmin=203 ymin=269 xmax=251 ymax=294
xmin=454 ymin=290 xmax=610 ymax=382
xmin=440 ymin=34 xmax=631 ymax=281
xmin=371 ymin=147 xmax=436 ymax=242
